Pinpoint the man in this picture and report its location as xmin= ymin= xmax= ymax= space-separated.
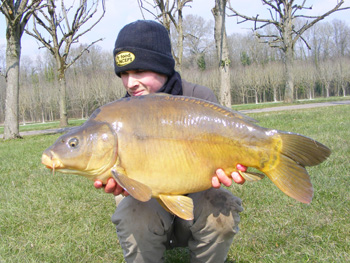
xmin=94 ymin=20 xmax=246 ymax=263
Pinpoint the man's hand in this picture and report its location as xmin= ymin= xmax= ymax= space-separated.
xmin=94 ymin=177 xmax=129 ymax=196
xmin=212 ymin=164 xmax=247 ymax=188
xmin=94 ymin=163 xmax=247 ymax=195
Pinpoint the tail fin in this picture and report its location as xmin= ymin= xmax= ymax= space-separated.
xmin=279 ymin=133 xmax=331 ymax=166
xmin=265 ymin=133 xmax=331 ymax=204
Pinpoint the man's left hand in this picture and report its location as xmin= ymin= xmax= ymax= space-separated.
xmin=212 ymin=164 xmax=247 ymax=188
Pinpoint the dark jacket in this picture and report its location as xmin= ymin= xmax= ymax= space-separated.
xmin=182 ymin=80 xmax=218 ymax=104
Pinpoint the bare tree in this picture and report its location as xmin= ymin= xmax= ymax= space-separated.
xmin=318 ymin=60 xmax=334 ymax=98
xmin=138 ymin=0 xmax=192 ymax=73
xmin=332 ymin=19 xmax=350 ymax=57
xmin=227 ymin=0 xmax=350 ymax=103
xmin=265 ymin=61 xmax=284 ymax=102
xmin=182 ymin=14 xmax=213 ymax=69
xmin=212 ymin=0 xmax=231 ymax=107
xmin=0 ymin=0 xmax=43 ymax=139
xmin=25 ymin=0 xmax=105 ymax=127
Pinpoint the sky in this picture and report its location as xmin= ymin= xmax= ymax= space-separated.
xmin=0 ymin=0 xmax=349 ymax=60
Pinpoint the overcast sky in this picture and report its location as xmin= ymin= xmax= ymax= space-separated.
xmin=0 ymin=0 xmax=349 ymax=59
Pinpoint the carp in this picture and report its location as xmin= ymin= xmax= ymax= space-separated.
xmin=42 ymin=94 xmax=331 ymax=220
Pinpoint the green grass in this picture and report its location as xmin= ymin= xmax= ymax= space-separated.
xmin=0 ymin=119 xmax=86 ymax=134
xmin=231 ymin=95 xmax=350 ymax=111
xmin=1 ymin=105 xmax=349 ymax=262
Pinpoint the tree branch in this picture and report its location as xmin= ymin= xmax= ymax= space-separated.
xmin=292 ymin=0 xmax=350 ymax=46
xmin=25 ymin=0 xmax=106 ymax=66
xmin=66 ymin=38 xmax=103 ymax=69
xmin=227 ymin=0 xmax=350 ymax=52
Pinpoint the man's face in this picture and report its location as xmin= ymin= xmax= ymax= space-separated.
xmin=120 ymin=70 xmax=168 ymax=96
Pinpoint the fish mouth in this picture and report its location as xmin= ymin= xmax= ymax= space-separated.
xmin=41 ymin=151 xmax=63 ymax=171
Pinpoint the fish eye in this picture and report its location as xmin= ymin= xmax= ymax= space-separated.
xmin=68 ymin=138 xmax=79 ymax=148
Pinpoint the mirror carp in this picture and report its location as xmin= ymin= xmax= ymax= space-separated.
xmin=42 ymin=94 xmax=331 ymax=220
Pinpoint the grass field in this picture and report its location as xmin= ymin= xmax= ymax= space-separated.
xmin=0 ymin=104 xmax=349 ymax=262
xmin=0 ymin=119 xmax=86 ymax=134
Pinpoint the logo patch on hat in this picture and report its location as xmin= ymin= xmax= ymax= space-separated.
xmin=115 ymin=51 xmax=135 ymax=67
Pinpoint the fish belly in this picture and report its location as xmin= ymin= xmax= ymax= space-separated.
xmin=117 ymin=135 xmax=265 ymax=196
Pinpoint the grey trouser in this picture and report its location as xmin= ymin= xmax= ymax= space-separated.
xmin=111 ymin=187 xmax=243 ymax=263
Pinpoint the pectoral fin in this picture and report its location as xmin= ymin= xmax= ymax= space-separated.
xmin=159 ymin=194 xmax=194 ymax=220
xmin=238 ymin=170 xmax=265 ymax=182
xmin=111 ymin=170 xmax=152 ymax=202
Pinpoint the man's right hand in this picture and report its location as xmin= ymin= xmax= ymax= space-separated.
xmin=94 ymin=178 xmax=129 ymax=196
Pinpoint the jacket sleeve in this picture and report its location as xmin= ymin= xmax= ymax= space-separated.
xmin=182 ymin=80 xmax=218 ymax=104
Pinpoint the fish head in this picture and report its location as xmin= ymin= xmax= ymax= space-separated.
xmin=42 ymin=120 xmax=118 ymax=182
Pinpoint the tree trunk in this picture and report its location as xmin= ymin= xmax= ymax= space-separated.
xmin=54 ymin=54 xmax=69 ymax=127
xmin=58 ymin=71 xmax=68 ymax=127
xmin=176 ymin=3 xmax=184 ymax=74
xmin=341 ymin=82 xmax=346 ymax=97
xmin=41 ymin=104 xmax=45 ymax=123
xmin=308 ymin=86 xmax=313 ymax=100
xmin=4 ymin=32 xmax=21 ymax=139
xmin=282 ymin=3 xmax=294 ymax=103
xmin=218 ymin=59 xmax=232 ymax=107
xmin=212 ymin=0 xmax=231 ymax=108
xmin=325 ymin=82 xmax=330 ymax=97
xmin=273 ymin=86 xmax=277 ymax=102
xmin=283 ymin=42 xmax=294 ymax=103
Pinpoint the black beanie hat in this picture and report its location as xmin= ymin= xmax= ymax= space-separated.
xmin=113 ymin=20 xmax=175 ymax=77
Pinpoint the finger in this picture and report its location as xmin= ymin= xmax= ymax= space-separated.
xmin=113 ymin=183 xmax=125 ymax=196
xmin=94 ymin=180 xmax=103 ymax=189
xmin=215 ymin=169 xmax=232 ymax=187
xmin=122 ymin=190 xmax=130 ymax=197
xmin=211 ymin=176 xmax=221 ymax=188
xmin=104 ymin=177 xmax=117 ymax=193
xmin=231 ymin=171 xmax=246 ymax=184
xmin=236 ymin=163 xmax=247 ymax=172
